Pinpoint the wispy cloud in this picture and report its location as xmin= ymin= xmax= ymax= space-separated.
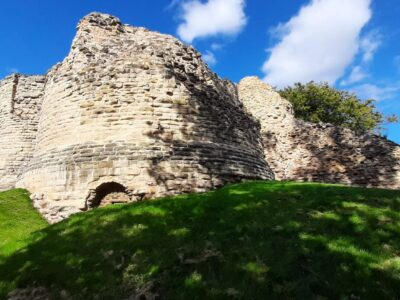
xmin=340 ymin=30 xmax=382 ymax=85
xmin=394 ymin=55 xmax=400 ymax=72
xmin=211 ymin=43 xmax=223 ymax=51
xmin=351 ymin=82 xmax=400 ymax=101
xmin=262 ymin=0 xmax=372 ymax=88
xmin=360 ymin=30 xmax=382 ymax=63
xmin=202 ymin=50 xmax=217 ymax=66
xmin=176 ymin=0 xmax=247 ymax=43
xmin=166 ymin=0 xmax=182 ymax=11
xmin=342 ymin=66 xmax=369 ymax=85
xmin=5 ymin=67 xmax=19 ymax=75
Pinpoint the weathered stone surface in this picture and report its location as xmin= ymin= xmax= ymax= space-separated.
xmin=0 ymin=74 xmax=45 ymax=191
xmin=238 ymin=77 xmax=400 ymax=189
xmin=1 ymin=13 xmax=398 ymax=223
xmin=0 ymin=13 xmax=273 ymax=222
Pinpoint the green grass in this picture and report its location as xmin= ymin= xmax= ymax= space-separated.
xmin=1 ymin=181 xmax=400 ymax=299
xmin=0 ymin=189 xmax=47 ymax=257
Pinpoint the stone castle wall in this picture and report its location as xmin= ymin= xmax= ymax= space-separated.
xmin=0 ymin=74 xmax=45 ymax=190
xmin=0 ymin=13 xmax=399 ymax=223
xmin=14 ymin=13 xmax=273 ymax=222
xmin=238 ymin=77 xmax=400 ymax=189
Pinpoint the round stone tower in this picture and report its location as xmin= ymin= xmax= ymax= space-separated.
xmin=0 ymin=74 xmax=45 ymax=191
xmin=17 ymin=13 xmax=273 ymax=222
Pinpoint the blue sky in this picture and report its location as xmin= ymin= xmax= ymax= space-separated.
xmin=0 ymin=0 xmax=399 ymax=142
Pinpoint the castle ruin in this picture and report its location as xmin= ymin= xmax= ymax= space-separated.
xmin=0 ymin=13 xmax=399 ymax=222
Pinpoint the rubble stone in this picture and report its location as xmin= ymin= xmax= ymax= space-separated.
xmin=238 ymin=77 xmax=400 ymax=189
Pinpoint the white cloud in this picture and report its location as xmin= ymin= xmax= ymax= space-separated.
xmin=352 ymin=82 xmax=400 ymax=101
xmin=211 ymin=43 xmax=223 ymax=51
xmin=341 ymin=66 xmax=369 ymax=85
xmin=340 ymin=30 xmax=381 ymax=86
xmin=262 ymin=0 xmax=372 ymax=88
xmin=176 ymin=0 xmax=247 ymax=43
xmin=202 ymin=51 xmax=217 ymax=65
xmin=167 ymin=0 xmax=181 ymax=10
xmin=360 ymin=31 xmax=381 ymax=63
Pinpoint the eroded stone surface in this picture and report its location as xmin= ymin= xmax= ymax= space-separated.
xmin=238 ymin=77 xmax=400 ymax=189
xmin=0 ymin=13 xmax=273 ymax=222
xmin=1 ymin=13 xmax=399 ymax=223
xmin=0 ymin=74 xmax=45 ymax=190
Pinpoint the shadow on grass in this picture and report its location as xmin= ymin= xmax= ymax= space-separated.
xmin=1 ymin=181 xmax=400 ymax=299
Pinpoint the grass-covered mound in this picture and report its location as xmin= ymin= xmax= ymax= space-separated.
xmin=0 ymin=189 xmax=47 ymax=257
xmin=0 ymin=182 xmax=400 ymax=299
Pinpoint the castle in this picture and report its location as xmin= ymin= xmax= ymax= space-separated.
xmin=0 ymin=13 xmax=399 ymax=223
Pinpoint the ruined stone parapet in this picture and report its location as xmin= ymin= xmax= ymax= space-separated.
xmin=0 ymin=74 xmax=45 ymax=190
xmin=13 ymin=13 xmax=273 ymax=222
xmin=239 ymin=77 xmax=400 ymax=189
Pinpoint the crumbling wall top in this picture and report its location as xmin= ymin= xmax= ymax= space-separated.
xmin=0 ymin=74 xmax=45 ymax=117
xmin=0 ymin=75 xmax=15 ymax=113
xmin=77 ymin=12 xmax=124 ymax=32
xmin=238 ymin=76 xmax=294 ymax=128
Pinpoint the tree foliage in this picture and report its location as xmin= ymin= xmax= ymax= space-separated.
xmin=279 ymin=82 xmax=398 ymax=133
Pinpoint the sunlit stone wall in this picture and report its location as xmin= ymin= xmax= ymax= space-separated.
xmin=14 ymin=13 xmax=273 ymax=222
xmin=0 ymin=74 xmax=45 ymax=191
xmin=239 ymin=77 xmax=400 ymax=189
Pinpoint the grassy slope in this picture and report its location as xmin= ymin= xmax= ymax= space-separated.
xmin=0 ymin=182 xmax=400 ymax=299
xmin=0 ymin=189 xmax=47 ymax=257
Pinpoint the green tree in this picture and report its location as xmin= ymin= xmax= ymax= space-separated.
xmin=279 ymin=81 xmax=398 ymax=133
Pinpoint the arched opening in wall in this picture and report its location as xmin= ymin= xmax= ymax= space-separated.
xmin=87 ymin=182 xmax=130 ymax=208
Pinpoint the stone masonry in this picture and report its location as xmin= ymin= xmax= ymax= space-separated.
xmin=0 ymin=13 xmax=273 ymax=222
xmin=238 ymin=77 xmax=400 ymax=189
xmin=0 ymin=13 xmax=399 ymax=222
xmin=0 ymin=74 xmax=45 ymax=191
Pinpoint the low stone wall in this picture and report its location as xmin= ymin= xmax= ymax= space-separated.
xmin=239 ymin=77 xmax=400 ymax=189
